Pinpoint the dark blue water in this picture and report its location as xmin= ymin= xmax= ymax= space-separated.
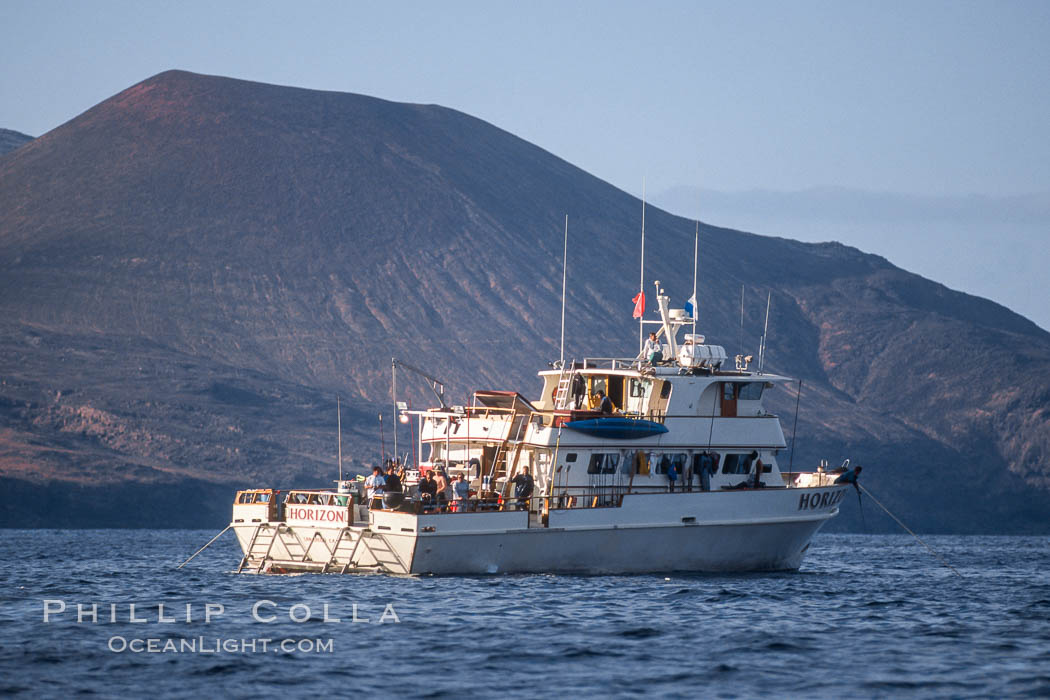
xmin=1 ymin=530 xmax=1048 ymax=698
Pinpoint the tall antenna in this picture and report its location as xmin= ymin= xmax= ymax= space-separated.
xmin=379 ymin=413 xmax=386 ymax=464
xmin=391 ymin=359 xmax=397 ymax=466
xmin=738 ymin=284 xmax=744 ymax=353
xmin=638 ymin=178 xmax=646 ymax=353
xmin=691 ymin=221 xmax=699 ymax=339
xmin=759 ymin=291 xmax=771 ymax=372
xmin=337 ymin=395 xmax=343 ymax=481
xmin=560 ymin=214 xmax=568 ymax=366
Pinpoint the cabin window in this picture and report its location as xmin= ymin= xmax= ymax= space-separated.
xmin=654 ymin=453 xmax=688 ymax=474
xmin=258 ymin=494 xmax=270 ymax=503
xmin=625 ymin=378 xmax=653 ymax=414
xmin=587 ymin=453 xmax=620 ymax=474
xmin=738 ymin=382 xmax=765 ymax=400
xmin=721 ymin=453 xmax=749 ymax=474
xmin=723 ymin=383 xmax=736 ymax=401
xmin=692 ymin=452 xmax=720 ymax=473
xmin=565 ymin=453 xmax=577 ymax=462
xmin=660 ymin=382 xmax=672 ymax=399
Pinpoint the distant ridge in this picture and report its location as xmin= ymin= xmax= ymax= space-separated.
xmin=0 ymin=128 xmax=33 ymax=156
xmin=1 ymin=70 xmax=1048 ymax=532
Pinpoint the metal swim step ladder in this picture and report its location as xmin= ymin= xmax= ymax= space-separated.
xmin=323 ymin=528 xmax=365 ymax=573
xmin=236 ymin=523 xmax=311 ymax=573
xmin=355 ymin=530 xmax=410 ymax=575
xmin=237 ymin=524 xmax=410 ymax=575
xmin=236 ymin=523 xmax=274 ymax=573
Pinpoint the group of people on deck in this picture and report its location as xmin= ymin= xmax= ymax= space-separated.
xmin=364 ymin=462 xmax=405 ymax=509
xmin=365 ymin=461 xmax=533 ymax=513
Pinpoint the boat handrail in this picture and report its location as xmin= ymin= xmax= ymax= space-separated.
xmin=581 ymin=357 xmax=641 ymax=370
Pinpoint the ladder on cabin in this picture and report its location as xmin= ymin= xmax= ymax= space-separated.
xmin=553 ymin=361 xmax=576 ymax=409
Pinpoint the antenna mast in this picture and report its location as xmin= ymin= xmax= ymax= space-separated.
xmin=560 ymin=214 xmax=568 ymax=366
xmin=759 ymin=291 xmax=771 ymax=373
xmin=738 ymin=284 xmax=744 ymax=353
xmin=337 ymin=395 xmax=343 ymax=482
xmin=391 ymin=360 xmax=397 ymax=465
xmin=691 ymin=221 xmax=699 ymax=339
xmin=638 ymin=178 xmax=646 ymax=353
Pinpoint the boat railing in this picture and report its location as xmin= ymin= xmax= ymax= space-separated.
xmin=368 ymin=483 xmax=724 ymax=516
xmin=581 ymin=357 xmax=641 ymax=370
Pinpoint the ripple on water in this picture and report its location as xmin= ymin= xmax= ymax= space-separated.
xmin=1 ymin=531 xmax=1048 ymax=698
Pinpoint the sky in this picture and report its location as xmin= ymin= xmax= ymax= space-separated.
xmin=3 ymin=0 xmax=1049 ymax=325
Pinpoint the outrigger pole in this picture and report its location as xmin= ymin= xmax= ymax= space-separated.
xmin=177 ymin=525 xmax=231 ymax=569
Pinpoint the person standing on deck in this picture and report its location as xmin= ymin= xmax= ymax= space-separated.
xmin=597 ymin=390 xmax=614 ymax=415
xmin=667 ymin=459 xmax=678 ymax=493
xmin=383 ymin=464 xmax=403 ymax=508
xmin=434 ymin=468 xmax=450 ymax=510
xmin=511 ymin=467 xmax=534 ymax=509
xmin=747 ymin=451 xmax=765 ymax=489
xmin=365 ymin=466 xmax=386 ymax=508
xmin=698 ymin=453 xmax=715 ymax=492
xmin=418 ymin=470 xmax=437 ymax=506
xmin=451 ymin=473 xmax=470 ymax=511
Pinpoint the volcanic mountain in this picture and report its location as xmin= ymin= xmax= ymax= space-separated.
xmin=1 ymin=70 xmax=1047 ymax=531
xmin=0 ymin=128 xmax=33 ymax=156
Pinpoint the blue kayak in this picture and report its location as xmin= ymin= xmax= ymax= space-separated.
xmin=563 ymin=417 xmax=668 ymax=440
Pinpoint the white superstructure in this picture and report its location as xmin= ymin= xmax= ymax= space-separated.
xmin=230 ymin=283 xmax=855 ymax=575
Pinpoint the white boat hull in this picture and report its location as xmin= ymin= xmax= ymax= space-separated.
xmin=231 ymin=486 xmax=846 ymax=575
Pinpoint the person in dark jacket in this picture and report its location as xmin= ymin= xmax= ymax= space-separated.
xmin=383 ymin=465 xmax=403 ymax=508
xmin=747 ymin=450 xmax=765 ymax=489
xmin=418 ymin=470 xmax=437 ymax=505
xmin=834 ymin=465 xmax=863 ymax=493
xmin=597 ymin=390 xmax=614 ymax=415
xmin=511 ymin=468 xmax=534 ymax=509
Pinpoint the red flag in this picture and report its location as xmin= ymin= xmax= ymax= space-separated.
xmin=632 ymin=291 xmax=645 ymax=319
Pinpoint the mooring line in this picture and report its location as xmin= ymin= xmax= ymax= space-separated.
xmin=858 ymin=484 xmax=962 ymax=578
xmin=177 ymin=525 xmax=232 ymax=569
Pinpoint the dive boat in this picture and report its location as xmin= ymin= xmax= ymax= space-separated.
xmin=228 ymin=283 xmax=856 ymax=575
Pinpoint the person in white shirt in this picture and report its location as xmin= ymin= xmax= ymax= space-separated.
xmin=364 ymin=466 xmax=386 ymax=507
xmin=643 ymin=332 xmax=663 ymax=364
xmin=451 ymin=474 xmax=470 ymax=511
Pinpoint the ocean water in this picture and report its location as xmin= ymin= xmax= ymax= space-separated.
xmin=1 ymin=530 xmax=1048 ymax=698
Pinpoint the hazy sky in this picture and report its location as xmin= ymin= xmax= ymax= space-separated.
xmin=3 ymin=1 xmax=1048 ymax=323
